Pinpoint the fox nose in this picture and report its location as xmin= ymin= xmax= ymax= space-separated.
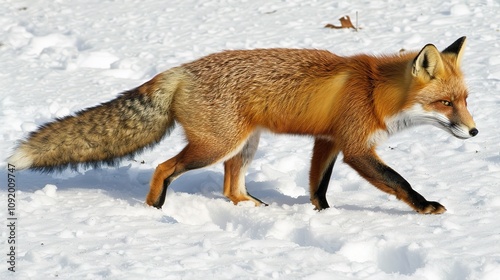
xmin=469 ymin=128 xmax=478 ymax=137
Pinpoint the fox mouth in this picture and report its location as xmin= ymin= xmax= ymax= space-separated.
xmin=384 ymin=105 xmax=477 ymax=140
xmin=449 ymin=123 xmax=478 ymax=139
xmin=425 ymin=115 xmax=477 ymax=139
xmin=438 ymin=121 xmax=476 ymax=139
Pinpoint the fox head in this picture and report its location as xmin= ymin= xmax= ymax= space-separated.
xmin=396 ymin=36 xmax=478 ymax=139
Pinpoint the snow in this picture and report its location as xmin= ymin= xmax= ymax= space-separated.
xmin=1 ymin=0 xmax=499 ymax=279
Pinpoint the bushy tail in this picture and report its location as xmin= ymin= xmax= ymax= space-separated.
xmin=8 ymin=69 xmax=186 ymax=172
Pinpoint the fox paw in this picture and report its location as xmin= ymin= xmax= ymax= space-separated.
xmin=417 ymin=201 xmax=447 ymax=214
xmin=311 ymin=196 xmax=330 ymax=211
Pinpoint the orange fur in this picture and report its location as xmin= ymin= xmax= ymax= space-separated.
xmin=146 ymin=38 xmax=477 ymax=212
xmin=10 ymin=37 xmax=477 ymax=214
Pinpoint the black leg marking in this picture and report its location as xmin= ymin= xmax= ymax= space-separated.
xmin=152 ymin=162 xmax=207 ymax=209
xmin=371 ymin=159 xmax=429 ymax=208
xmin=345 ymin=154 xmax=446 ymax=214
xmin=313 ymin=160 xmax=335 ymax=210
xmin=153 ymin=179 xmax=171 ymax=209
xmin=247 ymin=191 xmax=268 ymax=206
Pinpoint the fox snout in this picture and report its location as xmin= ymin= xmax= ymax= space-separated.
xmin=449 ymin=110 xmax=478 ymax=139
xmin=450 ymin=123 xmax=478 ymax=139
xmin=450 ymin=103 xmax=478 ymax=139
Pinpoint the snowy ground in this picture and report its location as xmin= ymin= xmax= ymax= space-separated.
xmin=1 ymin=0 xmax=500 ymax=279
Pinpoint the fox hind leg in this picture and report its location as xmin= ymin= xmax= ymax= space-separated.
xmin=146 ymin=144 xmax=207 ymax=208
xmin=223 ymin=131 xmax=265 ymax=206
xmin=146 ymin=133 xmax=254 ymax=208
xmin=146 ymin=154 xmax=178 ymax=208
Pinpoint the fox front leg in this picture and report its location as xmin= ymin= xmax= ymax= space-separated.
xmin=344 ymin=153 xmax=446 ymax=214
xmin=309 ymin=138 xmax=340 ymax=210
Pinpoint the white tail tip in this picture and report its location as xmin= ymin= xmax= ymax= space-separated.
xmin=8 ymin=147 xmax=33 ymax=170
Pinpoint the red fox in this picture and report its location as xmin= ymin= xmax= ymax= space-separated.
xmin=9 ymin=37 xmax=477 ymax=214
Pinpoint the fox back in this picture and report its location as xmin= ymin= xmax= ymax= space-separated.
xmin=174 ymin=44 xmax=475 ymax=154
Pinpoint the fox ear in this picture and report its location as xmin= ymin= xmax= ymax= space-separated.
xmin=442 ymin=36 xmax=467 ymax=66
xmin=412 ymin=44 xmax=444 ymax=79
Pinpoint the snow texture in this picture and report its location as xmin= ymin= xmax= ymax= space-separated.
xmin=1 ymin=0 xmax=499 ymax=279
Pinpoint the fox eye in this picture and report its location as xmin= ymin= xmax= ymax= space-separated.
xmin=440 ymin=100 xmax=452 ymax=107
